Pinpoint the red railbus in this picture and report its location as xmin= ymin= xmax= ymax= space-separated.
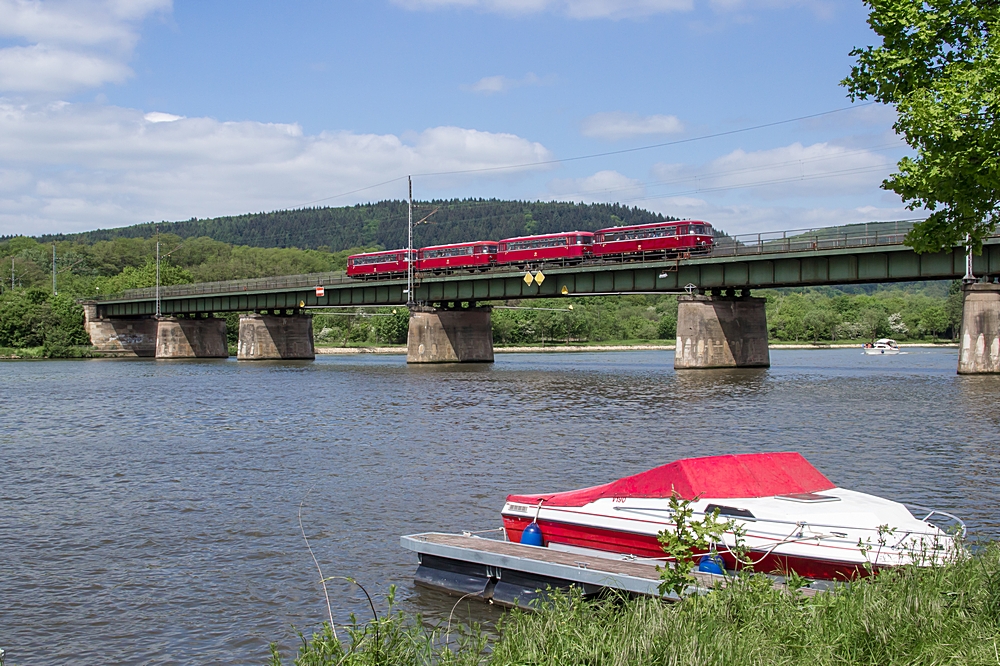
xmin=346 ymin=249 xmax=414 ymax=279
xmin=497 ymin=232 xmax=594 ymax=267
xmin=417 ymin=241 xmax=498 ymax=274
xmin=593 ymin=221 xmax=714 ymax=258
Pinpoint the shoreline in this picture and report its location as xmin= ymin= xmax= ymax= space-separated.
xmin=0 ymin=342 xmax=960 ymax=359
xmin=315 ymin=342 xmax=959 ymax=355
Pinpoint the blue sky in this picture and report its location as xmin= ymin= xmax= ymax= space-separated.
xmin=0 ymin=0 xmax=912 ymax=238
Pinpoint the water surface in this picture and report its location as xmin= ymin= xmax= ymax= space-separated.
xmin=2 ymin=349 xmax=998 ymax=665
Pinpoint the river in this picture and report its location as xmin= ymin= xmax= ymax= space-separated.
xmin=2 ymin=349 xmax=998 ymax=665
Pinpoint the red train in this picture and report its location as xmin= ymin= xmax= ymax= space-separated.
xmin=419 ymin=241 xmax=498 ymax=275
xmin=498 ymin=231 xmax=593 ymax=267
xmin=594 ymin=220 xmax=713 ymax=258
xmin=345 ymin=220 xmax=713 ymax=279
xmin=345 ymin=249 xmax=414 ymax=279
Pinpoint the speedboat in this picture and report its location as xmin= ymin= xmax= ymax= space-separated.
xmin=863 ymin=338 xmax=902 ymax=355
xmin=501 ymin=452 xmax=963 ymax=580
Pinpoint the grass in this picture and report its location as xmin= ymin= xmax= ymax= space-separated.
xmin=272 ymin=544 xmax=1000 ymax=666
xmin=0 ymin=346 xmax=45 ymax=358
xmin=0 ymin=345 xmax=95 ymax=359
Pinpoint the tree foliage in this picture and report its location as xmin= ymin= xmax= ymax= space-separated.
xmin=843 ymin=0 xmax=1000 ymax=253
xmin=0 ymin=289 xmax=89 ymax=354
xmin=40 ymin=200 xmax=675 ymax=252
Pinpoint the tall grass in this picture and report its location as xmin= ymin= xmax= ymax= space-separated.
xmin=272 ymin=544 xmax=1000 ymax=665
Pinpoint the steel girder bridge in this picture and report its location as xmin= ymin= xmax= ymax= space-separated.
xmin=92 ymin=223 xmax=1000 ymax=318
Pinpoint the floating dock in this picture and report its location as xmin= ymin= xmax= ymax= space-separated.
xmin=401 ymin=532 xmax=824 ymax=609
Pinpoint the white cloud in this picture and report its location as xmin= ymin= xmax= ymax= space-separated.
xmin=464 ymin=73 xmax=547 ymax=95
xmin=708 ymin=0 xmax=834 ymax=18
xmin=538 ymin=141 xmax=906 ymax=236
xmin=0 ymin=45 xmax=132 ymax=92
xmin=0 ymin=0 xmax=171 ymax=94
xmin=651 ymin=142 xmax=894 ymax=200
xmin=392 ymin=0 xmax=692 ymax=19
xmin=581 ymin=112 xmax=684 ymax=140
xmin=0 ymin=100 xmax=553 ymax=235
xmin=392 ymin=0 xmax=839 ymax=19
xmin=547 ymin=170 xmax=645 ymax=202
xmin=143 ymin=111 xmax=182 ymax=123
xmin=641 ymin=197 xmax=909 ymax=237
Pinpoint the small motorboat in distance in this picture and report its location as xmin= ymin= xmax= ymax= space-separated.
xmin=863 ymin=338 xmax=902 ymax=355
xmin=501 ymin=452 xmax=963 ymax=580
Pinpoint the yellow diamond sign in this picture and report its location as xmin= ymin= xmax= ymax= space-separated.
xmin=524 ymin=271 xmax=534 ymax=285
xmin=534 ymin=270 xmax=545 ymax=286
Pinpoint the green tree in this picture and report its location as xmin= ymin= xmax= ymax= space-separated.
xmin=843 ymin=0 xmax=1000 ymax=254
xmin=0 ymin=289 xmax=88 ymax=354
xmin=92 ymin=260 xmax=193 ymax=296
xmin=920 ymin=304 xmax=950 ymax=338
xmin=371 ymin=308 xmax=409 ymax=344
xmin=623 ymin=315 xmax=657 ymax=340
xmin=657 ymin=311 xmax=677 ymax=340
xmin=859 ymin=304 xmax=891 ymax=342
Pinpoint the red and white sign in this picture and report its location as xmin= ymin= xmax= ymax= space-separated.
xmin=315 ymin=286 xmax=325 ymax=297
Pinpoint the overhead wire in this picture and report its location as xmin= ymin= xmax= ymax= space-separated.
xmin=283 ymin=102 xmax=879 ymax=210
xmin=410 ymin=102 xmax=879 ymax=178
xmin=409 ymin=141 xmax=903 ymax=213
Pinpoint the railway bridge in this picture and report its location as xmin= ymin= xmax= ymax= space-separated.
xmin=86 ymin=222 xmax=1000 ymax=374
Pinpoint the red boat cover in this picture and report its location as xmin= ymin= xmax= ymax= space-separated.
xmin=506 ymin=452 xmax=835 ymax=507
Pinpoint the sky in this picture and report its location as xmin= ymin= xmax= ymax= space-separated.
xmin=0 ymin=0 xmax=914 ymax=239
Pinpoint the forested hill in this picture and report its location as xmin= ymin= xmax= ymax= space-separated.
xmin=43 ymin=200 xmax=676 ymax=252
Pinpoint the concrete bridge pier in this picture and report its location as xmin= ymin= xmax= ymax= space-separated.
xmin=958 ymin=283 xmax=1000 ymax=374
xmin=675 ymin=291 xmax=770 ymax=369
xmin=237 ymin=312 xmax=315 ymax=360
xmin=155 ymin=316 xmax=228 ymax=359
xmin=82 ymin=302 xmax=158 ymax=357
xmin=407 ymin=305 xmax=494 ymax=363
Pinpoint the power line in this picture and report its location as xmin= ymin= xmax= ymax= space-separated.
xmin=285 ymin=102 xmax=877 ymax=210
xmin=412 ymin=102 xmax=878 ymax=178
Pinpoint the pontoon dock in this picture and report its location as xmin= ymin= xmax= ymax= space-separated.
xmin=401 ymin=532 xmax=823 ymax=609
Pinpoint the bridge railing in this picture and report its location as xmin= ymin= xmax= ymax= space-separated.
xmin=118 ymin=270 xmax=353 ymax=300
xmin=710 ymin=220 xmax=918 ymax=257
xmin=108 ymin=220 xmax=941 ymax=302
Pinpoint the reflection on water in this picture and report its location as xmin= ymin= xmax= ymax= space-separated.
xmin=1 ymin=349 xmax=998 ymax=665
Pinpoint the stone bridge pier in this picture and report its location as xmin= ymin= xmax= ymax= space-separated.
xmin=407 ymin=305 xmax=494 ymax=363
xmin=82 ymin=303 xmax=158 ymax=357
xmin=675 ymin=290 xmax=770 ymax=369
xmin=154 ymin=316 xmax=228 ymax=359
xmin=958 ymin=283 xmax=1000 ymax=374
xmin=237 ymin=312 xmax=315 ymax=360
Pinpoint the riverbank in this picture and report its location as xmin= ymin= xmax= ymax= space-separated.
xmin=0 ymin=342 xmax=960 ymax=359
xmin=314 ymin=341 xmax=959 ymax=355
xmin=271 ymin=544 xmax=1000 ymax=666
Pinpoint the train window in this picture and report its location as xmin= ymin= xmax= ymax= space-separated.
xmin=678 ymin=225 xmax=689 ymax=235
xmin=352 ymin=254 xmax=387 ymax=266
xmin=576 ymin=235 xmax=592 ymax=245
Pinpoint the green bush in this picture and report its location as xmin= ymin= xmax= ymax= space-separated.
xmin=0 ymin=289 xmax=89 ymax=356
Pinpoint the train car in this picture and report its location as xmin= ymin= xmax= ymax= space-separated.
xmin=593 ymin=220 xmax=714 ymax=258
xmin=418 ymin=241 xmax=499 ymax=274
xmin=497 ymin=231 xmax=594 ymax=267
xmin=346 ymin=249 xmax=414 ymax=279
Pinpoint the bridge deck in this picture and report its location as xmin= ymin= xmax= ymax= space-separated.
xmin=91 ymin=226 xmax=1000 ymax=317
